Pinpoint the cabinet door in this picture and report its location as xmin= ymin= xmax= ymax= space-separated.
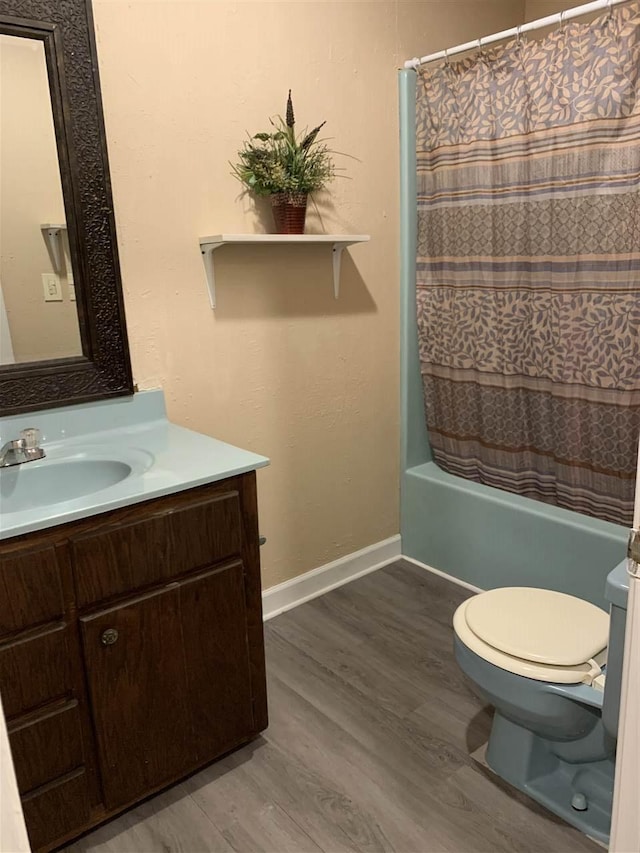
xmin=181 ymin=562 xmax=254 ymax=762
xmin=80 ymin=585 xmax=193 ymax=810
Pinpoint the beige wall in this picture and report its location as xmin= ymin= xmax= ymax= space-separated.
xmin=524 ymin=0 xmax=600 ymax=30
xmin=0 ymin=35 xmax=82 ymax=363
xmin=525 ymin=0 xmax=579 ymax=19
xmin=92 ymin=0 xmax=524 ymax=589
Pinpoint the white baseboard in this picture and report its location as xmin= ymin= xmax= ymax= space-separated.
xmin=400 ymin=555 xmax=484 ymax=594
xmin=261 ymin=539 xmax=483 ymax=621
xmin=262 ymin=535 xmax=402 ymax=621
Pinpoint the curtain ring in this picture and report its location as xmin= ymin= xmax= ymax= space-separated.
xmin=516 ymin=24 xmax=522 ymax=43
xmin=559 ymin=10 xmax=566 ymax=28
xmin=604 ymin=0 xmax=615 ymax=29
xmin=444 ymin=48 xmax=450 ymax=67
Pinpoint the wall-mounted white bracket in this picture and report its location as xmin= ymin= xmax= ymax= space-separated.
xmin=40 ymin=224 xmax=67 ymax=275
xmin=198 ymin=234 xmax=370 ymax=310
xmin=200 ymin=241 xmax=224 ymax=309
xmin=332 ymin=242 xmax=357 ymax=299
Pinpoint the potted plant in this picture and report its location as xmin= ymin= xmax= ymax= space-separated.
xmin=231 ymin=91 xmax=336 ymax=234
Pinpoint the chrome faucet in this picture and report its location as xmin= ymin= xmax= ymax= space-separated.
xmin=0 ymin=428 xmax=46 ymax=468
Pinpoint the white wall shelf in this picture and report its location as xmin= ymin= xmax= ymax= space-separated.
xmin=198 ymin=234 xmax=370 ymax=309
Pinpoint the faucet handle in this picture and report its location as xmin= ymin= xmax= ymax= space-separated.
xmin=20 ymin=427 xmax=41 ymax=449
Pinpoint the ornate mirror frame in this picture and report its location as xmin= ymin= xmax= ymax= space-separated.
xmin=0 ymin=0 xmax=133 ymax=415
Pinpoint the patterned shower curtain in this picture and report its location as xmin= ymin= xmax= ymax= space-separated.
xmin=415 ymin=1 xmax=640 ymax=526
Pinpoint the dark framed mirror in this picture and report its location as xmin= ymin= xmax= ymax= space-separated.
xmin=0 ymin=0 xmax=132 ymax=415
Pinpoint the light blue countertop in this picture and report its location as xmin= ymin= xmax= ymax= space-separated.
xmin=0 ymin=390 xmax=269 ymax=540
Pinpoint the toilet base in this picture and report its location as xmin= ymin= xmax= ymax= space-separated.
xmin=486 ymin=712 xmax=615 ymax=844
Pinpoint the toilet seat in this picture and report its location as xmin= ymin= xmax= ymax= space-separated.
xmin=454 ymin=589 xmax=609 ymax=685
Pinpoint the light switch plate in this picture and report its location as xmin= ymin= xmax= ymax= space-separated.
xmin=42 ymin=273 xmax=63 ymax=302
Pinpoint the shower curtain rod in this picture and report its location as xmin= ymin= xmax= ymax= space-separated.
xmin=404 ymin=0 xmax=628 ymax=68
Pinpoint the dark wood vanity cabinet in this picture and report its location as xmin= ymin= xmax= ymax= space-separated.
xmin=0 ymin=473 xmax=268 ymax=852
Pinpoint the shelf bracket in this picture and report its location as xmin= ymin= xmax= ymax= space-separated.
xmin=200 ymin=242 xmax=224 ymax=309
xmin=332 ymin=242 xmax=350 ymax=299
xmin=40 ymin=225 xmax=65 ymax=275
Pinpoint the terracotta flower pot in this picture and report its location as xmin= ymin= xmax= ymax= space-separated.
xmin=270 ymin=192 xmax=308 ymax=234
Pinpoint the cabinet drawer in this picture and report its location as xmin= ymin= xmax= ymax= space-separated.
xmin=0 ymin=546 xmax=64 ymax=638
xmin=22 ymin=769 xmax=90 ymax=852
xmin=0 ymin=624 xmax=72 ymax=719
xmin=8 ymin=701 xmax=84 ymax=793
xmin=71 ymin=490 xmax=242 ymax=606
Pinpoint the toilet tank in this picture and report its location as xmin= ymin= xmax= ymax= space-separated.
xmin=602 ymin=560 xmax=630 ymax=740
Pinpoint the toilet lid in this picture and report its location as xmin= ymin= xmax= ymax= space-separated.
xmin=464 ymin=587 xmax=609 ymax=666
xmin=453 ymin=599 xmax=607 ymax=684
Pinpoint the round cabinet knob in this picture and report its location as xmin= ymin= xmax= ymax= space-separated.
xmin=101 ymin=628 xmax=119 ymax=646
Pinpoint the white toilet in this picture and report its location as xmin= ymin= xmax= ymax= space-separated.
xmin=452 ymin=563 xmax=629 ymax=843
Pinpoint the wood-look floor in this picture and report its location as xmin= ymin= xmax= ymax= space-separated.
xmin=65 ymin=560 xmax=599 ymax=853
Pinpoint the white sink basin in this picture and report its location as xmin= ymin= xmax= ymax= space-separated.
xmin=0 ymin=447 xmax=153 ymax=514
